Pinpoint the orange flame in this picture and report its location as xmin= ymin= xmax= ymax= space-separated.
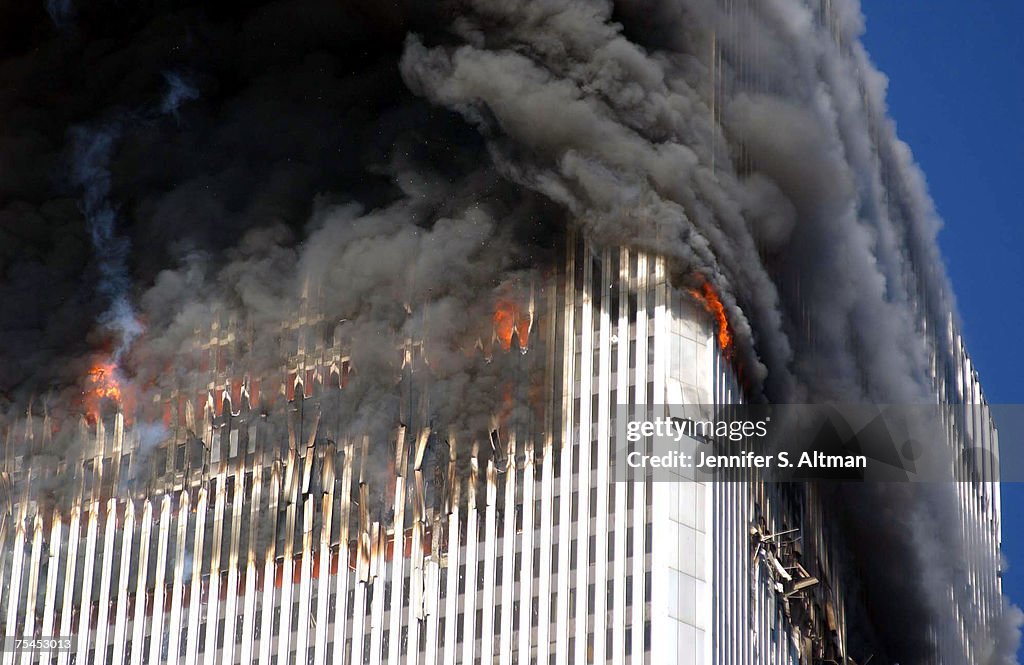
xmin=688 ymin=281 xmax=733 ymax=354
xmin=494 ymin=299 xmax=517 ymax=352
xmin=84 ymin=360 xmax=124 ymax=422
xmin=493 ymin=298 xmax=532 ymax=353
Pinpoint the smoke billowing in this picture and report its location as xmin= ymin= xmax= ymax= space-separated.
xmin=0 ymin=0 xmax=1018 ymax=662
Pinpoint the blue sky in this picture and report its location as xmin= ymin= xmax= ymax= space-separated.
xmin=860 ymin=1 xmax=1024 ymax=660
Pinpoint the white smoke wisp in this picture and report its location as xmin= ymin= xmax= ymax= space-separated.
xmin=70 ymin=121 xmax=141 ymax=363
xmin=160 ymin=72 xmax=200 ymax=119
xmin=45 ymin=0 xmax=74 ymax=28
xmin=980 ymin=598 xmax=1024 ymax=665
xmin=69 ymin=72 xmax=199 ymax=363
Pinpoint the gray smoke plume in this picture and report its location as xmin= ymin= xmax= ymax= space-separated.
xmin=70 ymin=120 xmax=141 ymax=362
xmin=0 ymin=0 xmax=1018 ymax=661
xmin=45 ymin=0 xmax=73 ymax=28
xmin=159 ymin=72 xmax=199 ymax=119
xmin=69 ymin=73 xmax=199 ymax=362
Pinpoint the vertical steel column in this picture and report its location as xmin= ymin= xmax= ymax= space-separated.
xmin=3 ymin=507 xmax=26 ymax=665
xmin=130 ymin=500 xmax=155 ymax=665
xmin=631 ymin=254 xmax=650 ymax=661
xmin=39 ymin=513 xmax=62 ymax=662
xmin=110 ymin=503 xmax=135 ymax=665
xmin=221 ymin=463 xmax=245 ymax=665
xmin=330 ymin=439 xmax=355 ymax=665
xmin=552 ymin=233 xmax=577 ymax=664
xmin=238 ymin=463 xmax=263 ymax=665
xmin=312 ymin=446 xmax=335 ymax=665
xmin=479 ymin=458 xmax=499 ymax=664
xmin=148 ymin=496 xmax=174 ymax=665
xmin=497 ymin=433 xmax=517 ymax=665
xmin=441 ymin=439 xmax=460 ymax=665
xmin=166 ymin=490 xmax=190 ymax=665
xmin=593 ymin=247 xmax=614 ymax=664
xmin=387 ymin=426 xmax=410 ymax=665
xmin=611 ymin=247 xmax=629 ymax=665
xmin=516 ymin=441 xmax=536 ymax=665
xmin=183 ymin=488 xmax=208 ymax=665
xmin=459 ymin=444 xmax=480 ymax=665
xmin=17 ymin=516 xmax=43 ymax=665
xmin=202 ymin=473 xmax=226 ymax=665
xmin=73 ymin=500 xmax=99 ymax=665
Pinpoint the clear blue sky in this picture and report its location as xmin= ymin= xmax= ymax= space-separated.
xmin=861 ymin=2 xmax=1024 ymax=661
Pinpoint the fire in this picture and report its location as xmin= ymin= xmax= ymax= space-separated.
xmin=688 ymin=280 xmax=733 ymax=354
xmin=493 ymin=299 xmax=517 ymax=352
xmin=84 ymin=360 xmax=125 ymax=421
xmin=493 ymin=296 xmax=533 ymax=353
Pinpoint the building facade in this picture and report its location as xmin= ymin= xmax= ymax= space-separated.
xmin=0 ymin=225 xmax=1007 ymax=665
xmin=0 ymin=233 xmax=816 ymax=665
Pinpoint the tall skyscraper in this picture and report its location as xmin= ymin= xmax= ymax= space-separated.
xmin=0 ymin=1 xmax=1010 ymax=664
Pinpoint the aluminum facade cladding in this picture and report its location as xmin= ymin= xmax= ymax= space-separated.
xmin=0 ymin=231 xmax=1004 ymax=665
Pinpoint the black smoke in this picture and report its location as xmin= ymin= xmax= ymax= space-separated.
xmin=0 ymin=0 xmax=465 ymax=401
